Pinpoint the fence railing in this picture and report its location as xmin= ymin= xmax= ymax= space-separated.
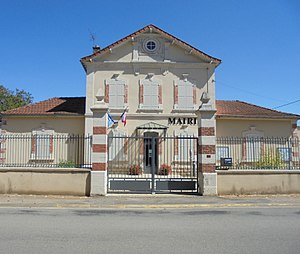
xmin=0 ymin=134 xmax=92 ymax=168
xmin=216 ymin=137 xmax=300 ymax=170
xmin=108 ymin=135 xmax=198 ymax=178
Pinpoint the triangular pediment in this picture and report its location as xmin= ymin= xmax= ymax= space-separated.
xmin=80 ymin=24 xmax=221 ymax=71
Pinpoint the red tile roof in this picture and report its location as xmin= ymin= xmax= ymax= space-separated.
xmin=80 ymin=24 xmax=221 ymax=71
xmin=216 ymin=100 xmax=300 ymax=119
xmin=1 ymin=97 xmax=85 ymax=116
xmin=1 ymin=97 xmax=299 ymax=120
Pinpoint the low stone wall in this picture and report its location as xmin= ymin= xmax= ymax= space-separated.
xmin=217 ymin=170 xmax=300 ymax=195
xmin=0 ymin=168 xmax=91 ymax=196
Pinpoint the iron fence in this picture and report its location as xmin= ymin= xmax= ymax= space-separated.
xmin=0 ymin=134 xmax=92 ymax=168
xmin=216 ymin=137 xmax=300 ymax=170
xmin=108 ymin=135 xmax=197 ymax=178
xmin=107 ymin=135 xmax=198 ymax=193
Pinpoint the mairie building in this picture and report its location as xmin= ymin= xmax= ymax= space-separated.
xmin=1 ymin=25 xmax=299 ymax=195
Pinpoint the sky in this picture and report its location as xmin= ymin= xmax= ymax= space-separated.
xmin=1 ymin=0 xmax=300 ymax=115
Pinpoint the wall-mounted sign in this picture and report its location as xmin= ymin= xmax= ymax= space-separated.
xmin=168 ymin=117 xmax=197 ymax=125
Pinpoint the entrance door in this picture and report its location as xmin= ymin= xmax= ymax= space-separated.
xmin=144 ymin=132 xmax=158 ymax=174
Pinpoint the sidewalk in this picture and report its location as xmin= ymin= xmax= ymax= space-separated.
xmin=1 ymin=194 xmax=300 ymax=209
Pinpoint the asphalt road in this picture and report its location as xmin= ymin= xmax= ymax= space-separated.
xmin=0 ymin=206 xmax=299 ymax=254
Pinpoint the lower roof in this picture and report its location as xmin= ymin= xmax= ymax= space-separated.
xmin=1 ymin=97 xmax=299 ymax=120
xmin=1 ymin=97 xmax=85 ymax=116
xmin=216 ymin=100 xmax=299 ymax=119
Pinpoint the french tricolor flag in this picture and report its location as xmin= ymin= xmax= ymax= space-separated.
xmin=121 ymin=110 xmax=127 ymax=126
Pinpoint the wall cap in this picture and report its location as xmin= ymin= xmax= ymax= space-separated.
xmin=0 ymin=167 xmax=91 ymax=174
xmin=216 ymin=169 xmax=300 ymax=175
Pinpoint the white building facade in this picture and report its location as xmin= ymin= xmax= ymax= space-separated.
xmin=81 ymin=24 xmax=221 ymax=195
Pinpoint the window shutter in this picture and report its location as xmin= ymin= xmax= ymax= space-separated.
xmin=139 ymin=84 xmax=144 ymax=104
xmin=193 ymin=86 xmax=196 ymax=105
xmin=144 ymin=82 xmax=158 ymax=108
xmin=49 ymin=135 xmax=53 ymax=154
xmin=158 ymin=84 xmax=162 ymax=104
xmin=108 ymin=81 xmax=125 ymax=108
xmin=31 ymin=135 xmax=36 ymax=153
xmin=174 ymin=137 xmax=178 ymax=157
xmin=105 ymin=81 xmax=109 ymax=103
xmin=116 ymin=83 xmax=124 ymax=107
xmin=178 ymin=81 xmax=193 ymax=109
xmin=174 ymin=83 xmax=178 ymax=104
xmin=124 ymin=138 xmax=128 ymax=155
xmin=124 ymin=84 xmax=128 ymax=104
xmin=178 ymin=84 xmax=185 ymax=108
xmin=143 ymin=84 xmax=151 ymax=107
xmin=139 ymin=139 xmax=144 ymax=155
xmin=159 ymin=139 xmax=162 ymax=155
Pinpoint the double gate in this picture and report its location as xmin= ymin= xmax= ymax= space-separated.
xmin=107 ymin=134 xmax=198 ymax=193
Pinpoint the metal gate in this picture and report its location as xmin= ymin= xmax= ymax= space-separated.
xmin=107 ymin=134 xmax=198 ymax=193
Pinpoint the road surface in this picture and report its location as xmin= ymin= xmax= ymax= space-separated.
xmin=0 ymin=206 xmax=299 ymax=254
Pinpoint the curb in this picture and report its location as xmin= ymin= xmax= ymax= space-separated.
xmin=0 ymin=202 xmax=299 ymax=209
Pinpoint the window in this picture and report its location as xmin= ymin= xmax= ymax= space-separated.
xmin=174 ymin=80 xmax=196 ymax=111
xmin=143 ymin=39 xmax=158 ymax=53
xmin=243 ymin=136 xmax=261 ymax=162
xmin=242 ymin=127 xmax=264 ymax=162
xmin=175 ymin=131 xmax=196 ymax=161
xmin=217 ymin=146 xmax=229 ymax=161
xmin=31 ymin=129 xmax=54 ymax=160
xmin=277 ymin=148 xmax=291 ymax=162
xmin=108 ymin=130 xmax=127 ymax=161
xmin=105 ymin=79 xmax=128 ymax=110
xmin=139 ymin=79 xmax=162 ymax=111
xmin=146 ymin=40 xmax=156 ymax=51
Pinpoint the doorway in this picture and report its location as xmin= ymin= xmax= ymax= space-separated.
xmin=144 ymin=132 xmax=158 ymax=174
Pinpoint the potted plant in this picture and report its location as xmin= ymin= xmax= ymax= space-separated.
xmin=128 ymin=164 xmax=142 ymax=175
xmin=159 ymin=164 xmax=172 ymax=175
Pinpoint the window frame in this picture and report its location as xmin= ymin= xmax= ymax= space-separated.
xmin=174 ymin=131 xmax=196 ymax=162
xmin=277 ymin=147 xmax=292 ymax=162
xmin=143 ymin=39 xmax=159 ymax=53
xmin=105 ymin=79 xmax=128 ymax=112
xmin=216 ymin=146 xmax=230 ymax=161
xmin=138 ymin=79 xmax=163 ymax=112
xmin=173 ymin=80 xmax=197 ymax=112
xmin=108 ymin=130 xmax=127 ymax=161
xmin=31 ymin=129 xmax=54 ymax=161
xmin=242 ymin=128 xmax=264 ymax=162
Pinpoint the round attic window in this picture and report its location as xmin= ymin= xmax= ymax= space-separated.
xmin=144 ymin=39 xmax=158 ymax=52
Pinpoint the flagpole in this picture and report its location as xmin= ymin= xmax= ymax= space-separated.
xmin=120 ymin=106 xmax=128 ymax=126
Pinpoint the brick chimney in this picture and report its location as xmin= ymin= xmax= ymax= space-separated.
xmin=93 ymin=45 xmax=101 ymax=53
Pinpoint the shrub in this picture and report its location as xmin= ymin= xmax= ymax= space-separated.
xmin=128 ymin=164 xmax=142 ymax=175
xmin=58 ymin=160 xmax=76 ymax=168
xmin=256 ymin=150 xmax=284 ymax=169
xmin=158 ymin=164 xmax=172 ymax=175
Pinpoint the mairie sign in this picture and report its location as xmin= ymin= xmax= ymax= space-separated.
xmin=168 ymin=117 xmax=197 ymax=125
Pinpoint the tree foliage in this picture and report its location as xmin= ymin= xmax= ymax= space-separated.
xmin=0 ymin=85 xmax=33 ymax=112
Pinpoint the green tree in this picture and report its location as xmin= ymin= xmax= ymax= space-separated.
xmin=0 ymin=85 xmax=33 ymax=112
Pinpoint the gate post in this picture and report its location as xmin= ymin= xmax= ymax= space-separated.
xmin=197 ymin=104 xmax=217 ymax=195
xmin=90 ymin=89 xmax=109 ymax=195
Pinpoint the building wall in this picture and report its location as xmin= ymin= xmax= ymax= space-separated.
xmin=217 ymin=170 xmax=300 ymax=195
xmin=0 ymin=168 xmax=90 ymax=196
xmin=216 ymin=118 xmax=295 ymax=137
xmin=84 ymin=31 xmax=217 ymax=136
xmin=0 ymin=116 xmax=86 ymax=167
xmin=2 ymin=116 xmax=84 ymax=134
